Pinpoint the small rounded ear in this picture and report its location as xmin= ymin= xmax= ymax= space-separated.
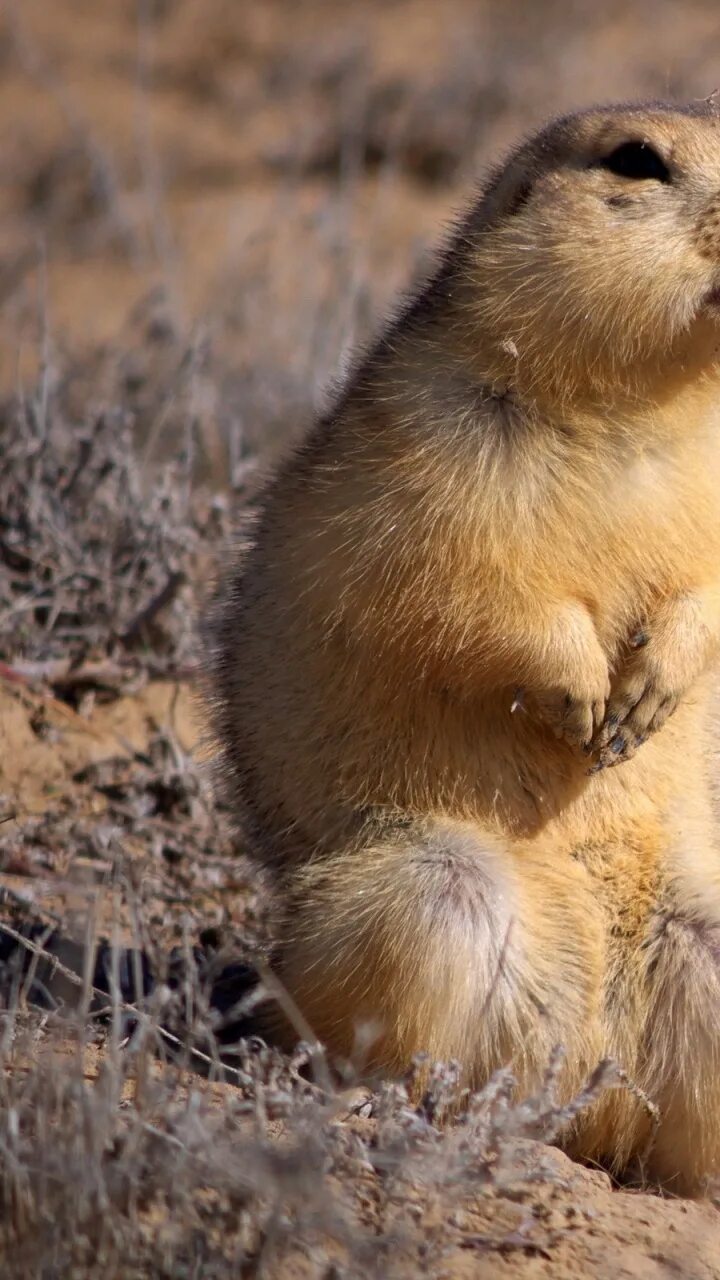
xmin=478 ymin=156 xmax=537 ymax=227
xmin=506 ymin=179 xmax=533 ymax=216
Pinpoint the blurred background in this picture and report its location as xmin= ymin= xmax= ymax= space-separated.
xmin=3 ymin=0 xmax=720 ymax=482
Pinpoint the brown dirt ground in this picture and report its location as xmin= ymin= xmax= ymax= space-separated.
xmin=4 ymin=0 xmax=720 ymax=1274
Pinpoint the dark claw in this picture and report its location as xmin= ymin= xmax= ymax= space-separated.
xmin=629 ymin=629 xmax=650 ymax=650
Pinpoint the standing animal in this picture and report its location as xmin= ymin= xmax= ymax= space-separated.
xmin=207 ymin=100 xmax=720 ymax=1193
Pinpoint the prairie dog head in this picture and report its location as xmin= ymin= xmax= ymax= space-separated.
xmin=461 ymin=101 xmax=720 ymax=404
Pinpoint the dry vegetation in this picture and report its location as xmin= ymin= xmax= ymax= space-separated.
xmin=3 ymin=1 xmax=720 ymax=1275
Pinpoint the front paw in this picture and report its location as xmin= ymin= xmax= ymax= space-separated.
xmin=528 ymin=669 xmax=610 ymax=750
xmin=589 ymin=652 xmax=680 ymax=771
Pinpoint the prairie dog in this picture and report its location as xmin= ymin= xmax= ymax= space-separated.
xmin=207 ymin=101 xmax=720 ymax=1193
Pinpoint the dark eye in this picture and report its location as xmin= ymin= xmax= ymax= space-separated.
xmin=598 ymin=140 xmax=671 ymax=183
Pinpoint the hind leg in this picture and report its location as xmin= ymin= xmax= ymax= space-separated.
xmin=561 ymin=791 xmax=720 ymax=1193
xmin=640 ymin=896 xmax=720 ymax=1194
xmin=270 ymin=818 xmax=604 ymax=1095
xmin=609 ymin=787 xmax=720 ymax=1195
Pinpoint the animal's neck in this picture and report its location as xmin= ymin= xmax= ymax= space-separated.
xmin=422 ymin=292 xmax=720 ymax=448
xmin=404 ymin=251 xmax=720 ymax=430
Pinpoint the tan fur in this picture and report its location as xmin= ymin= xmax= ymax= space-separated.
xmin=207 ymin=101 xmax=720 ymax=1194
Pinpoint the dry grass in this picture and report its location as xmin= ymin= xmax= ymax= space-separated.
xmin=0 ymin=985 xmax=625 ymax=1280
xmin=0 ymin=351 xmax=204 ymax=670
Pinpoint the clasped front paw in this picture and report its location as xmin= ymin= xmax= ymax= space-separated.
xmin=587 ymin=658 xmax=680 ymax=771
xmin=530 ymin=672 xmax=610 ymax=751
